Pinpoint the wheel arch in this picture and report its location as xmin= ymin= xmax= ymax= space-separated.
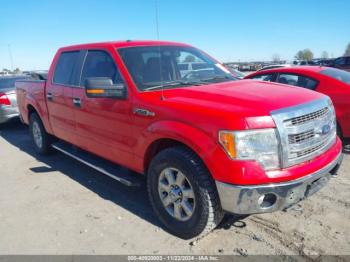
xmin=142 ymin=121 xmax=217 ymax=175
xmin=26 ymin=103 xmax=53 ymax=134
xmin=144 ymin=138 xmax=193 ymax=173
xmin=27 ymin=104 xmax=38 ymax=118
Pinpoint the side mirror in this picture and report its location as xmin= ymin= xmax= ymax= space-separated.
xmin=85 ymin=77 xmax=126 ymax=99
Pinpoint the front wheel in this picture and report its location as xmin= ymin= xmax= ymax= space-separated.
xmin=29 ymin=113 xmax=52 ymax=155
xmin=147 ymin=146 xmax=224 ymax=239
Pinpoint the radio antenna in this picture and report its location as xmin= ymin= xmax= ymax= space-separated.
xmin=155 ymin=0 xmax=160 ymax=41
xmin=154 ymin=0 xmax=165 ymax=100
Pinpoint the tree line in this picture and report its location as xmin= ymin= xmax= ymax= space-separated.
xmin=272 ymin=42 xmax=350 ymax=62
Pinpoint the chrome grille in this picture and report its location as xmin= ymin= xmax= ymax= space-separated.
xmin=288 ymin=130 xmax=315 ymax=144
xmin=285 ymin=107 xmax=329 ymax=126
xmin=296 ymin=140 xmax=328 ymax=158
xmin=271 ymin=97 xmax=336 ymax=168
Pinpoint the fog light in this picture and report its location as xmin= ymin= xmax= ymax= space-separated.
xmin=258 ymin=193 xmax=277 ymax=208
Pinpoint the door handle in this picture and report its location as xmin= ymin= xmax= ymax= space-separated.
xmin=73 ymin=97 xmax=81 ymax=108
xmin=47 ymin=92 xmax=53 ymax=101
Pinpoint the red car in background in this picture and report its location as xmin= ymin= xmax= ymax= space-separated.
xmin=245 ymin=66 xmax=350 ymax=138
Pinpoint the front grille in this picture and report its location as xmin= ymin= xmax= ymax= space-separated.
xmin=295 ymin=140 xmax=328 ymax=158
xmin=288 ymin=130 xmax=315 ymax=144
xmin=271 ymin=97 xmax=336 ymax=168
xmin=285 ymin=107 xmax=329 ymax=126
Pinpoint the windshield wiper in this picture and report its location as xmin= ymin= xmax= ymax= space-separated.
xmin=142 ymin=80 xmax=204 ymax=91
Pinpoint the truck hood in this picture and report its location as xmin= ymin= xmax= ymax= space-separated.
xmin=162 ymin=79 xmax=324 ymax=117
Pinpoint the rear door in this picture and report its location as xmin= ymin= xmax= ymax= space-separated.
xmin=72 ymin=49 xmax=134 ymax=166
xmin=46 ymin=51 xmax=80 ymax=143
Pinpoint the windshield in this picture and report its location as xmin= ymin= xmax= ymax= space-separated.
xmin=0 ymin=77 xmax=29 ymax=90
xmin=320 ymin=68 xmax=350 ymax=85
xmin=118 ymin=46 xmax=236 ymax=91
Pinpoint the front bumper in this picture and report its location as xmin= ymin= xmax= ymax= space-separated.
xmin=216 ymin=152 xmax=343 ymax=214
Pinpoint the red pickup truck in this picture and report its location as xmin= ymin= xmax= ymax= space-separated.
xmin=16 ymin=41 xmax=343 ymax=239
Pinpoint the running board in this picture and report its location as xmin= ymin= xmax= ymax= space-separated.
xmin=51 ymin=141 xmax=141 ymax=187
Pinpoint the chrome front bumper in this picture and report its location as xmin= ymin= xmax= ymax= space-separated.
xmin=216 ymin=153 xmax=343 ymax=214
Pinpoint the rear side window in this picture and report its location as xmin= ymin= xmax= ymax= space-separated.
xmin=53 ymin=51 xmax=80 ymax=85
xmin=320 ymin=68 xmax=350 ymax=85
xmin=80 ymin=50 xmax=123 ymax=86
xmin=277 ymin=73 xmax=318 ymax=90
xmin=250 ymin=73 xmax=274 ymax=82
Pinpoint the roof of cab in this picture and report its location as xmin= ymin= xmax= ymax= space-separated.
xmin=60 ymin=40 xmax=191 ymax=51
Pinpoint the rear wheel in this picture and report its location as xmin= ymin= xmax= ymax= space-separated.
xmin=147 ymin=146 xmax=224 ymax=239
xmin=29 ymin=113 xmax=52 ymax=155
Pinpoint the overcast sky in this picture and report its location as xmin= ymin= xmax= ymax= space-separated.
xmin=1 ymin=0 xmax=349 ymax=70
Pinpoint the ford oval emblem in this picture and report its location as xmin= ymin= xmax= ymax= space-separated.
xmin=321 ymin=124 xmax=331 ymax=135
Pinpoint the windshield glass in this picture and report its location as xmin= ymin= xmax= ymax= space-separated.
xmin=118 ymin=46 xmax=236 ymax=91
xmin=0 ymin=77 xmax=29 ymax=90
xmin=320 ymin=68 xmax=350 ymax=85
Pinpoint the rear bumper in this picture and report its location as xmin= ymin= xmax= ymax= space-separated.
xmin=216 ymin=152 xmax=343 ymax=214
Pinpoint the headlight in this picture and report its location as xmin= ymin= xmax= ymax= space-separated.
xmin=219 ymin=128 xmax=280 ymax=170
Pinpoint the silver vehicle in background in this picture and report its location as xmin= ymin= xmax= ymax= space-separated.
xmin=0 ymin=75 xmax=31 ymax=124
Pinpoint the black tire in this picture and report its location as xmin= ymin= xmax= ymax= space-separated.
xmin=147 ymin=146 xmax=224 ymax=239
xmin=29 ymin=113 xmax=52 ymax=155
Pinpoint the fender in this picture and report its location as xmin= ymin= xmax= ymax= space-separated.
xmin=138 ymin=120 xmax=219 ymax=175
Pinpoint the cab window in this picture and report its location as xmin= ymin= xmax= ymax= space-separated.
xmin=277 ymin=73 xmax=318 ymax=90
xmin=250 ymin=73 xmax=274 ymax=82
xmin=53 ymin=51 xmax=80 ymax=85
xmin=80 ymin=50 xmax=124 ymax=86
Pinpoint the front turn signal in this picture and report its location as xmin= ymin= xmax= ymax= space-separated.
xmin=218 ymin=131 xmax=236 ymax=158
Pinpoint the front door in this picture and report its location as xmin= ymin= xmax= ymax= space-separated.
xmin=72 ymin=49 xmax=134 ymax=167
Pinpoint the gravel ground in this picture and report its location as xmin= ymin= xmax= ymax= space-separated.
xmin=0 ymin=121 xmax=349 ymax=256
